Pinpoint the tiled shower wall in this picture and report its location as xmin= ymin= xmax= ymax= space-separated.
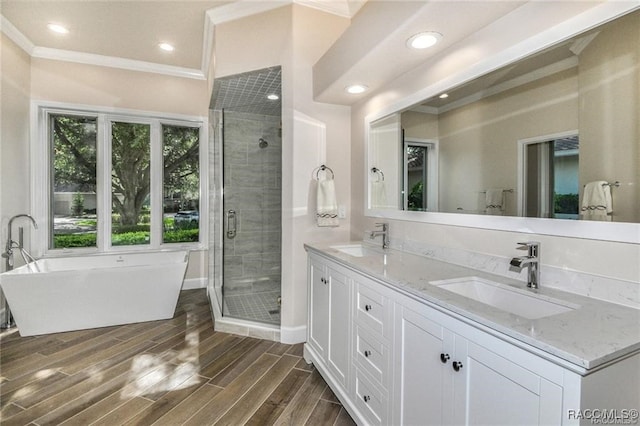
xmin=219 ymin=111 xmax=282 ymax=300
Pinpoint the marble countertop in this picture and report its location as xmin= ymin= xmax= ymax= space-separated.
xmin=305 ymin=241 xmax=640 ymax=371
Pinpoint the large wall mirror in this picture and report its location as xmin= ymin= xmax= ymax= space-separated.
xmin=366 ymin=6 xmax=639 ymax=243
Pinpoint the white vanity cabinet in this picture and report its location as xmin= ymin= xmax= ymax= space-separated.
xmin=304 ymin=249 xmax=640 ymax=426
xmin=307 ymin=253 xmax=351 ymax=390
xmin=393 ymin=296 xmax=565 ymax=426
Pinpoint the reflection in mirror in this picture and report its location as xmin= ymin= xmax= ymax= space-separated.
xmin=367 ymin=8 xmax=639 ymax=224
xmin=403 ymin=138 xmax=438 ymax=211
xmin=369 ymin=114 xmax=401 ymax=210
xmin=520 ymin=134 xmax=579 ymax=219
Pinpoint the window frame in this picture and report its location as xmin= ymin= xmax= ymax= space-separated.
xmin=31 ymin=102 xmax=208 ymax=257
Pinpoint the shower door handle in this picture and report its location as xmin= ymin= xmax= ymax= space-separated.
xmin=226 ymin=210 xmax=237 ymax=239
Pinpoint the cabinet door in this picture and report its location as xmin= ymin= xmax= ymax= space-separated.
xmin=308 ymin=256 xmax=328 ymax=359
xmin=393 ymin=305 xmax=454 ymax=426
xmin=452 ymin=339 xmax=563 ymax=426
xmin=327 ymin=265 xmax=350 ymax=387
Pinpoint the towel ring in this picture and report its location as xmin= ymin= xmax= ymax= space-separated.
xmin=315 ymin=165 xmax=334 ymax=180
xmin=371 ymin=167 xmax=385 ymax=181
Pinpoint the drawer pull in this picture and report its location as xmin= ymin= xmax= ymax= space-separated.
xmin=440 ymin=353 xmax=450 ymax=363
xmin=364 ymin=350 xmax=371 ymax=358
xmin=364 ymin=304 xmax=372 ymax=312
xmin=452 ymin=361 xmax=463 ymax=372
xmin=363 ymin=395 xmax=371 ymax=403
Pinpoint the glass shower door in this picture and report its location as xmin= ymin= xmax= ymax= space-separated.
xmin=221 ymin=109 xmax=282 ymax=325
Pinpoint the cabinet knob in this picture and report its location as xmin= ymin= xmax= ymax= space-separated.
xmin=364 ymin=350 xmax=371 ymax=358
xmin=440 ymin=353 xmax=450 ymax=363
xmin=365 ymin=304 xmax=372 ymax=311
xmin=363 ymin=395 xmax=370 ymax=403
xmin=452 ymin=361 xmax=463 ymax=372
xmin=320 ymin=277 xmax=326 ymax=284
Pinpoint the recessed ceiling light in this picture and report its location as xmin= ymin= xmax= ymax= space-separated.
xmin=407 ymin=31 xmax=442 ymax=49
xmin=158 ymin=43 xmax=175 ymax=52
xmin=439 ymin=93 xmax=449 ymax=99
xmin=47 ymin=23 xmax=69 ymax=34
xmin=267 ymin=94 xmax=279 ymax=100
xmin=346 ymin=84 xmax=368 ymax=94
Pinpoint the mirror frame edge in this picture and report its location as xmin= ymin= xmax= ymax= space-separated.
xmin=363 ymin=1 xmax=640 ymax=244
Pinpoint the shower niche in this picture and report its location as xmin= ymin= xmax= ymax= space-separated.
xmin=209 ymin=66 xmax=282 ymax=332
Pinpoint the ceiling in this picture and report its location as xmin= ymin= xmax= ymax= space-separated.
xmin=0 ymin=0 xmax=365 ymax=78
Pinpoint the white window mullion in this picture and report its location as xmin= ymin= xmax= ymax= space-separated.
xmin=150 ymin=121 xmax=163 ymax=249
xmin=198 ymin=123 xmax=209 ymax=245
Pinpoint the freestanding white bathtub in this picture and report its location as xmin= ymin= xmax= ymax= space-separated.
xmin=0 ymin=251 xmax=189 ymax=336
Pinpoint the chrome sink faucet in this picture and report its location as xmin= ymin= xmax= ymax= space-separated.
xmin=510 ymin=242 xmax=540 ymax=289
xmin=370 ymin=222 xmax=389 ymax=249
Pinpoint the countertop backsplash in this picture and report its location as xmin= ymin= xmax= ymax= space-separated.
xmin=364 ymin=233 xmax=639 ymax=310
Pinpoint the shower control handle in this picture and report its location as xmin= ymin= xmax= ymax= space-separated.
xmin=226 ymin=210 xmax=237 ymax=239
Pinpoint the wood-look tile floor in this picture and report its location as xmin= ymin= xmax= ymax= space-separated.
xmin=0 ymin=289 xmax=356 ymax=426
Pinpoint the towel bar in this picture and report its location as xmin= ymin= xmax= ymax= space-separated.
xmin=480 ymin=189 xmax=514 ymax=194
xmin=582 ymin=181 xmax=620 ymax=188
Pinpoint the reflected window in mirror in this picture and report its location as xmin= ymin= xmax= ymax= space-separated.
xmin=520 ymin=134 xmax=579 ymax=219
xmin=403 ymin=139 xmax=438 ymax=211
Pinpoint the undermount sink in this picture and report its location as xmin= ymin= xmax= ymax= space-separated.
xmin=431 ymin=276 xmax=579 ymax=320
xmin=330 ymin=244 xmax=381 ymax=258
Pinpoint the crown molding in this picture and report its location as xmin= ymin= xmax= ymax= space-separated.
xmin=1 ymin=14 xmax=35 ymax=54
xmin=201 ymin=9 xmax=216 ymax=79
xmin=2 ymin=0 xmax=356 ymax=81
xmin=31 ymin=47 xmax=205 ymax=80
xmin=293 ymin=0 xmax=363 ymax=18
xmin=206 ymin=0 xmax=290 ymax=25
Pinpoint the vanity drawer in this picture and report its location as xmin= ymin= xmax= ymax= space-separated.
xmin=354 ymin=325 xmax=390 ymax=388
xmin=353 ymin=367 xmax=388 ymax=426
xmin=354 ymin=279 xmax=392 ymax=340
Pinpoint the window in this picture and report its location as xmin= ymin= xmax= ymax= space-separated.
xmin=403 ymin=139 xmax=439 ymax=212
xmin=162 ymin=124 xmax=200 ymax=244
xmin=110 ymin=121 xmax=151 ymax=246
xmin=51 ymin=114 xmax=98 ymax=249
xmin=37 ymin=105 xmax=206 ymax=254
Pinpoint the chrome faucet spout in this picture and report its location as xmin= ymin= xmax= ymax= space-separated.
xmin=510 ymin=242 xmax=540 ymax=289
xmin=369 ymin=222 xmax=389 ymax=249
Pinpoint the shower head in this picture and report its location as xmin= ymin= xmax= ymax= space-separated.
xmin=258 ymin=138 xmax=268 ymax=149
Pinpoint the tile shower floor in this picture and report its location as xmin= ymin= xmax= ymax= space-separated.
xmin=223 ymin=290 xmax=281 ymax=324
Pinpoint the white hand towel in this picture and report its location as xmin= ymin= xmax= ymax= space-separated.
xmin=317 ymin=176 xmax=339 ymax=227
xmin=371 ymin=180 xmax=387 ymax=209
xmin=581 ymin=181 xmax=612 ymax=221
xmin=485 ymin=189 xmax=504 ymax=216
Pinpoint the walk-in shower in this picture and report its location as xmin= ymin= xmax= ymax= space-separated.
xmin=209 ymin=66 xmax=282 ymax=334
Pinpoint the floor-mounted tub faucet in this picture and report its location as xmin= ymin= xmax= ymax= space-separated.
xmin=370 ymin=222 xmax=389 ymax=249
xmin=2 ymin=214 xmax=38 ymax=329
xmin=3 ymin=214 xmax=38 ymax=271
xmin=510 ymin=241 xmax=540 ymax=289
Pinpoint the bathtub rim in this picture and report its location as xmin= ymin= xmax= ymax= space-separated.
xmin=1 ymin=249 xmax=190 ymax=276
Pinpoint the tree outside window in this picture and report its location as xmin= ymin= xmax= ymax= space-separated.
xmin=50 ymin=113 xmax=201 ymax=249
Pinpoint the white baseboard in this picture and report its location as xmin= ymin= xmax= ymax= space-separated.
xmin=182 ymin=277 xmax=207 ymax=290
xmin=280 ymin=324 xmax=307 ymax=344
